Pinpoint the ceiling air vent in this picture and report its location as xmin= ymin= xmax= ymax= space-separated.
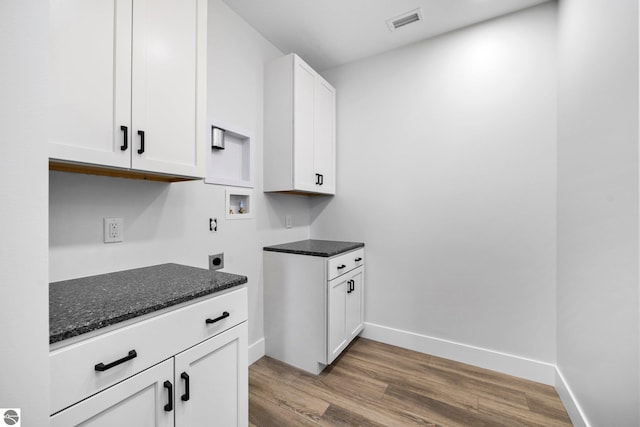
xmin=387 ymin=8 xmax=423 ymax=32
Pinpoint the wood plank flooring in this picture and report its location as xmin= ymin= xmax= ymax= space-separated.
xmin=249 ymin=338 xmax=572 ymax=426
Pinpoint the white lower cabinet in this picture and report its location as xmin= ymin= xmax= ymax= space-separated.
xmin=50 ymin=288 xmax=248 ymax=426
xmin=264 ymin=248 xmax=364 ymax=374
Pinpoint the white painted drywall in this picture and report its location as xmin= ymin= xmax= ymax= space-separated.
xmin=0 ymin=0 xmax=50 ymax=424
xmin=557 ymin=0 xmax=640 ymax=425
xmin=311 ymin=3 xmax=558 ymax=364
xmin=49 ymin=0 xmax=311 ymax=352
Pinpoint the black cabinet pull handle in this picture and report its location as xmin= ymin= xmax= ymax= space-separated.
xmin=347 ymin=280 xmax=352 ymax=294
xmin=94 ymin=350 xmax=137 ymax=371
xmin=348 ymin=279 xmax=355 ymax=293
xmin=355 ymin=257 xmax=362 ymax=262
xmin=120 ymin=125 xmax=128 ymax=151
xmin=206 ymin=311 xmax=230 ymax=324
xmin=337 ymin=264 xmax=346 ymax=270
xmin=137 ymin=130 xmax=145 ymax=154
xmin=164 ymin=380 xmax=173 ymax=411
xmin=315 ymin=173 xmax=320 ymax=185
xmin=181 ymin=372 xmax=190 ymax=401
xmin=319 ymin=174 xmax=324 ymax=185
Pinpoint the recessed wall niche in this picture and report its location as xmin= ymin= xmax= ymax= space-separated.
xmin=204 ymin=120 xmax=253 ymax=188
xmin=226 ymin=189 xmax=253 ymax=219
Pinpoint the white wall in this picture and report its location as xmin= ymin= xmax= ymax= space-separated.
xmin=312 ymin=3 xmax=557 ymax=371
xmin=49 ymin=0 xmax=311 ymax=355
xmin=0 ymin=0 xmax=50 ymax=425
xmin=557 ymin=0 xmax=640 ymax=425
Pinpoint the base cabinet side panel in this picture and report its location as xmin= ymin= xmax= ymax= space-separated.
xmin=264 ymin=251 xmax=327 ymax=374
xmin=51 ymin=359 xmax=174 ymax=427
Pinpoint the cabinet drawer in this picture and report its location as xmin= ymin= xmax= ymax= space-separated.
xmin=50 ymin=287 xmax=247 ymax=415
xmin=328 ymin=248 xmax=364 ymax=280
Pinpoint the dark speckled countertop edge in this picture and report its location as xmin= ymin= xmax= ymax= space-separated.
xmin=263 ymin=239 xmax=365 ymax=257
xmin=49 ymin=278 xmax=246 ymax=344
xmin=49 ymin=264 xmax=247 ymax=344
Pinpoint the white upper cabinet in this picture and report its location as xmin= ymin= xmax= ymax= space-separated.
xmin=48 ymin=0 xmax=206 ymax=179
xmin=264 ymin=54 xmax=336 ymax=195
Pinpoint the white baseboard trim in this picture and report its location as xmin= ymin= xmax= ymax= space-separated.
xmin=555 ymin=368 xmax=590 ymax=427
xmin=248 ymin=337 xmax=265 ymax=365
xmin=361 ymin=322 xmax=556 ymax=385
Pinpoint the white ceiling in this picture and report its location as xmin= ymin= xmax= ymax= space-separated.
xmin=222 ymin=0 xmax=551 ymax=71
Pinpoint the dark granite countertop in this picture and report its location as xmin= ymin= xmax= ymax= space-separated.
xmin=49 ymin=263 xmax=247 ymax=344
xmin=263 ymin=239 xmax=364 ymax=257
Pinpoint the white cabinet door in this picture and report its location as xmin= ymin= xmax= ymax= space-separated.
xmin=130 ymin=0 xmax=203 ymax=178
xmin=328 ymin=266 xmax=364 ymax=365
xmin=48 ymin=0 xmax=132 ymax=168
xmin=174 ymin=322 xmax=248 ymax=427
xmin=313 ymin=77 xmax=336 ymax=194
xmin=347 ymin=267 xmax=365 ymax=339
xmin=293 ymin=58 xmax=317 ymax=192
xmin=328 ymin=275 xmax=348 ymax=364
xmin=51 ymin=359 xmax=174 ymax=427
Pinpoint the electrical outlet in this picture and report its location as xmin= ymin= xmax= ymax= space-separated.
xmin=104 ymin=217 xmax=123 ymax=243
xmin=285 ymin=215 xmax=293 ymax=229
xmin=209 ymin=253 xmax=224 ymax=271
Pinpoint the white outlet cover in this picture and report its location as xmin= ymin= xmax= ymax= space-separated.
xmin=104 ymin=217 xmax=123 ymax=243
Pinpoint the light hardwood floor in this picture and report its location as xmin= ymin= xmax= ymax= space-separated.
xmin=249 ymin=338 xmax=572 ymax=426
